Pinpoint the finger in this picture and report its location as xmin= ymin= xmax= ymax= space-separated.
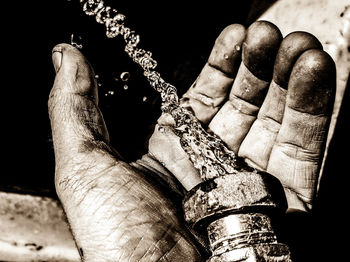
xmin=239 ymin=32 xmax=323 ymax=170
xmin=209 ymin=21 xmax=283 ymax=153
xmin=267 ymin=49 xmax=336 ymax=211
xmin=149 ymin=25 xmax=246 ymax=190
xmin=181 ymin=24 xmax=246 ymax=124
xmin=148 ymin=122 xmax=202 ymax=191
xmin=48 ymin=43 xmax=124 ymax=193
xmin=49 ymin=43 xmax=112 ymax=161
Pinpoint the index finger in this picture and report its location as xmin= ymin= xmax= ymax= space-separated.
xmin=180 ymin=24 xmax=246 ymax=124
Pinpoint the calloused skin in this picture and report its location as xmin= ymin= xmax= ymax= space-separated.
xmin=49 ymin=21 xmax=335 ymax=261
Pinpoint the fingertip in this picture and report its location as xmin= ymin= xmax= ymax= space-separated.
xmin=52 ymin=51 xmax=62 ymax=73
xmin=52 ymin=43 xmax=80 ymax=54
xmin=288 ymin=49 xmax=336 ymax=114
xmin=242 ymin=20 xmax=283 ymax=81
xmin=52 ymin=43 xmax=87 ymax=74
xmin=51 ymin=44 xmax=68 ymax=73
xmin=273 ymin=32 xmax=323 ymax=88
xmin=208 ymin=24 xmax=246 ymax=75
xmin=51 ymin=43 xmax=97 ymax=97
xmin=52 ymin=44 xmax=68 ymax=73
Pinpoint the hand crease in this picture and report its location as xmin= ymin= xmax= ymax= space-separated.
xmin=139 ymin=224 xmax=173 ymax=261
xmin=158 ymin=236 xmax=181 ymax=262
xmin=207 ymin=61 xmax=235 ymax=78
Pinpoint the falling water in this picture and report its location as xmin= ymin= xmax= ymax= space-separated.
xmin=80 ymin=0 xmax=252 ymax=181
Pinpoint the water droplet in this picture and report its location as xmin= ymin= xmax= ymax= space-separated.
xmin=224 ymin=54 xmax=229 ymax=59
xmin=70 ymin=33 xmax=83 ymax=49
xmin=95 ymin=74 xmax=100 ymax=79
xmin=120 ymin=72 xmax=130 ymax=81
xmin=142 ymin=96 xmax=148 ymax=102
xmin=123 ymin=85 xmax=129 ymax=90
xmin=105 ymin=90 xmax=115 ymax=96
xmin=111 ymin=71 xmax=119 ymax=81
xmin=235 ymin=45 xmax=241 ymax=51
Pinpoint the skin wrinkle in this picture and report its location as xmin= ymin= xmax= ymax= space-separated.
xmin=48 ymin=17 xmax=337 ymax=259
xmin=130 ymin=156 xmax=185 ymax=199
xmin=187 ymin=64 xmax=233 ymax=99
xmin=123 ymin=210 xmax=185 ymax=261
xmin=207 ymin=61 xmax=236 ymax=78
xmin=127 ymin=236 xmax=145 ymax=262
xmin=135 ymin=188 xmax=201 ymax=260
xmin=139 ymin=224 xmax=173 ymax=261
xmin=70 ymin=102 xmax=107 ymax=142
xmin=83 ymin=168 xmax=187 ymax=261
xmin=93 ymin=180 xmax=136 ymax=220
xmin=277 ymin=109 xmax=329 ymax=150
xmin=273 ymin=145 xmax=319 ymax=199
xmin=50 ymin=68 xmax=111 ymax=154
xmin=259 ymin=115 xmax=281 ymax=132
xmin=244 ymin=157 xmax=265 ymax=172
xmin=258 ymin=82 xmax=288 ymax=123
xmin=96 ymin=180 xmax=135 ymax=220
xmin=152 ymin=229 xmax=190 ymax=262
xmin=51 ymin=102 xmax=112 ymax=157
xmin=107 ymin=184 xmax=137 ymax=224
xmin=134 ymin=222 xmax=166 ymax=260
xmin=56 ymin=156 xmax=117 ymax=192
xmin=194 ymin=91 xmax=219 ymax=107
xmin=67 ymin=166 xmax=99 ymax=193
xmin=284 ymin=187 xmax=311 ymax=209
xmin=228 ymin=95 xmax=260 ymax=116
xmin=157 ymin=237 xmax=182 ymax=262
xmin=275 ymin=141 xmax=320 ymax=162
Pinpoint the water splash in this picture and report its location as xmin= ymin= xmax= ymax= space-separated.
xmin=70 ymin=33 xmax=83 ymax=49
xmin=80 ymin=0 xmax=252 ymax=181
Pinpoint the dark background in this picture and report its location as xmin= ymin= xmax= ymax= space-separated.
xmin=5 ymin=0 xmax=263 ymax=194
xmin=3 ymin=0 xmax=349 ymax=261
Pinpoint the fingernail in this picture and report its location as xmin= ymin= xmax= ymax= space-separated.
xmin=52 ymin=51 xmax=62 ymax=73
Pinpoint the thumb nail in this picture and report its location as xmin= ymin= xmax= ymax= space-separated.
xmin=52 ymin=51 xmax=62 ymax=73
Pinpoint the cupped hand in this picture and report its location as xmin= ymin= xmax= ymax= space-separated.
xmin=49 ymin=21 xmax=335 ymax=261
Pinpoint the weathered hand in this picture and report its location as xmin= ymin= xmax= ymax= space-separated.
xmin=149 ymin=21 xmax=336 ymax=213
xmin=49 ymin=21 xmax=335 ymax=261
xmin=49 ymin=43 xmax=206 ymax=261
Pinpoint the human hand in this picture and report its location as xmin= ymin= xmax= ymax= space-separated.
xmin=149 ymin=21 xmax=336 ymax=213
xmin=49 ymin=21 xmax=335 ymax=261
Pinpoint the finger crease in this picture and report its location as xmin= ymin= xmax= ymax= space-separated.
xmin=207 ymin=61 xmax=235 ymax=78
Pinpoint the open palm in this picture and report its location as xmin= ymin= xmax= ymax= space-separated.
xmin=49 ymin=21 xmax=335 ymax=261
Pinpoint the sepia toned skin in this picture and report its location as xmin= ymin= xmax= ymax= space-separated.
xmin=49 ymin=21 xmax=335 ymax=261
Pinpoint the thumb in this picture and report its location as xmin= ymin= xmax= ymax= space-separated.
xmin=51 ymin=43 xmax=99 ymax=103
xmin=49 ymin=43 xmax=111 ymax=174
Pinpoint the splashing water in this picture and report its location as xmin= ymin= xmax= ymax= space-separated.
xmin=80 ymin=0 xmax=252 ymax=181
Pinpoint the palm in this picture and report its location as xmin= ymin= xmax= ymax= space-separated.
xmin=49 ymin=21 xmax=335 ymax=261
xmin=149 ymin=22 xmax=335 ymax=212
